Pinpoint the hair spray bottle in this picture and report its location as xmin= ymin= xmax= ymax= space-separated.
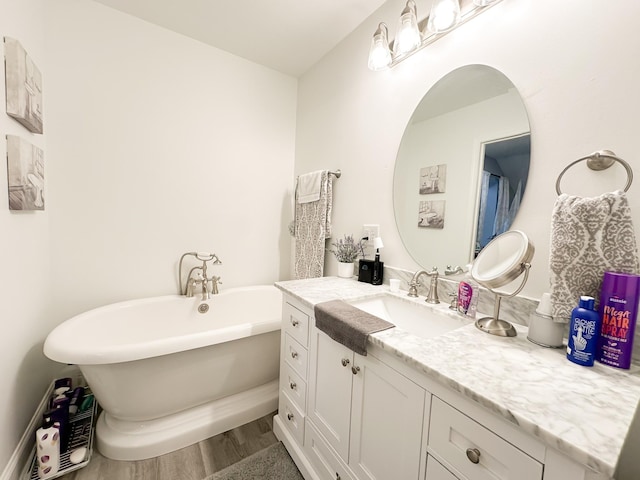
xmin=597 ymin=272 xmax=640 ymax=369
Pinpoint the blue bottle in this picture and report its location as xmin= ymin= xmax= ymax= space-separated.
xmin=567 ymin=296 xmax=601 ymax=366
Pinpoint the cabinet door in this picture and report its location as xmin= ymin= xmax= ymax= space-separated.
xmin=349 ymin=353 xmax=426 ymax=480
xmin=308 ymin=328 xmax=354 ymax=461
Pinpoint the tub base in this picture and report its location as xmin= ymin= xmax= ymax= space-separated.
xmin=96 ymin=379 xmax=278 ymax=461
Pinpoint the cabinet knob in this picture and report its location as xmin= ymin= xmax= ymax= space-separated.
xmin=291 ymin=318 xmax=299 ymax=327
xmin=341 ymin=358 xmax=350 ymax=367
xmin=335 ymin=474 xmax=341 ymax=480
xmin=291 ymin=351 xmax=298 ymax=359
xmin=287 ymin=413 xmax=294 ymax=421
xmin=352 ymin=366 xmax=361 ymax=375
xmin=466 ymin=447 xmax=481 ymax=464
xmin=289 ymin=381 xmax=297 ymax=390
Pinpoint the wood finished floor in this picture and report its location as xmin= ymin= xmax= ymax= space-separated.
xmin=65 ymin=411 xmax=279 ymax=480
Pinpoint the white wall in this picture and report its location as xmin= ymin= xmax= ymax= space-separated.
xmin=45 ymin=0 xmax=298 ymax=321
xmin=0 ymin=0 xmax=55 ymax=474
xmin=297 ymin=0 xmax=640 ymax=300
xmin=3 ymin=0 xmax=297 ymax=475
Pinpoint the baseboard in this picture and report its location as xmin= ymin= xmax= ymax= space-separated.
xmin=0 ymin=384 xmax=53 ymax=480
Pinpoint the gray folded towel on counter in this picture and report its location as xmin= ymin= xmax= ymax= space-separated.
xmin=314 ymin=300 xmax=394 ymax=356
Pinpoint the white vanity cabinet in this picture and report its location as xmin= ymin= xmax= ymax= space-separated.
xmin=277 ymin=299 xmax=311 ymax=446
xmin=273 ymin=293 xmax=607 ymax=480
xmin=275 ymin=295 xmax=427 ymax=480
xmin=307 ymin=327 xmax=427 ymax=480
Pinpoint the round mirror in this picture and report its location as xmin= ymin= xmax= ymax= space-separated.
xmin=470 ymin=230 xmax=535 ymax=337
xmin=393 ymin=65 xmax=531 ymax=271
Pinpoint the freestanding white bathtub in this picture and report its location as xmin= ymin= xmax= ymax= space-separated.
xmin=43 ymin=285 xmax=282 ymax=461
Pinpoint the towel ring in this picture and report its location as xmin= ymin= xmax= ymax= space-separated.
xmin=555 ymin=150 xmax=633 ymax=195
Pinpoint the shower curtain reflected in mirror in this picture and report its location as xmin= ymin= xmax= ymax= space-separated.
xmin=476 ymin=173 xmax=523 ymax=255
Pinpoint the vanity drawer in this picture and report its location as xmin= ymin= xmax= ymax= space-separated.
xmin=305 ymin=421 xmax=355 ymax=480
xmin=280 ymin=360 xmax=307 ymax=412
xmin=429 ymin=397 xmax=543 ymax=480
xmin=283 ymin=301 xmax=310 ymax=347
xmin=279 ymin=391 xmax=305 ymax=446
xmin=284 ymin=333 xmax=308 ymax=379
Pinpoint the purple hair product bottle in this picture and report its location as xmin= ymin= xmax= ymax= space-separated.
xmin=597 ymin=272 xmax=640 ymax=369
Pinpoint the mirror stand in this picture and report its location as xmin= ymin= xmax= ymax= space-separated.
xmin=475 ymin=263 xmax=531 ymax=337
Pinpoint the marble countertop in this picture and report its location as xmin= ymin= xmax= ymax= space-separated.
xmin=275 ymin=276 xmax=640 ymax=478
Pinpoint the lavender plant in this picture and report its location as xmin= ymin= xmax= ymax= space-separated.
xmin=329 ymin=234 xmax=365 ymax=263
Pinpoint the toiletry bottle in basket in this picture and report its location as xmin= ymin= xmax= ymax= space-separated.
xmin=36 ymin=418 xmax=60 ymax=479
xmin=567 ymin=296 xmax=600 ymax=366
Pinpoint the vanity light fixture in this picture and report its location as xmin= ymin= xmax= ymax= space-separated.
xmin=367 ymin=0 xmax=505 ymax=70
xmin=426 ymin=0 xmax=461 ymax=33
xmin=368 ymin=23 xmax=393 ymax=70
xmin=393 ymin=0 xmax=421 ymax=55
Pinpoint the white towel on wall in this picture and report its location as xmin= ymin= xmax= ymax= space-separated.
xmin=296 ymin=170 xmax=323 ymax=204
xmin=294 ymin=170 xmax=333 ymax=279
xmin=549 ymin=190 xmax=640 ymax=320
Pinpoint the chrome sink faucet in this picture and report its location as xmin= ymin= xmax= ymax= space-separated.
xmin=444 ymin=265 xmax=464 ymax=275
xmin=407 ymin=267 xmax=440 ymax=304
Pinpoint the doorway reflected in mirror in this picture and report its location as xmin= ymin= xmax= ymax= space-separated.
xmin=475 ymin=133 xmax=530 ymax=255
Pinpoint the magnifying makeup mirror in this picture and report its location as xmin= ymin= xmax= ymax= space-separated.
xmin=470 ymin=230 xmax=535 ymax=337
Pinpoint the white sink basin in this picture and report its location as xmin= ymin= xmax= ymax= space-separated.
xmin=349 ymin=294 xmax=470 ymax=340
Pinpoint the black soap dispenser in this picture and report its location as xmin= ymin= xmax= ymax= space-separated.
xmin=371 ymin=237 xmax=384 ymax=285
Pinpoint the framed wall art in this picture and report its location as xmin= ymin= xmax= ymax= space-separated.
xmin=419 ymin=164 xmax=446 ymax=194
xmin=418 ymin=200 xmax=445 ymax=229
xmin=6 ymin=135 xmax=44 ymax=210
xmin=4 ymin=37 xmax=43 ymax=134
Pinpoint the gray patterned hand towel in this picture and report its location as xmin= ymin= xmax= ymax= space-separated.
xmin=293 ymin=170 xmax=334 ymax=279
xmin=549 ymin=190 xmax=639 ymax=320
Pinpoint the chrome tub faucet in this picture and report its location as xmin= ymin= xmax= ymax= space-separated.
xmin=407 ymin=267 xmax=440 ymax=304
xmin=179 ymin=252 xmax=222 ymax=300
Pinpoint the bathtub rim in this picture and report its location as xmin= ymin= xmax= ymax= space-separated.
xmin=43 ymin=284 xmax=282 ymax=366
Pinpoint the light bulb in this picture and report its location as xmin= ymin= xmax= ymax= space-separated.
xmin=368 ymin=23 xmax=392 ymax=71
xmin=427 ymin=0 xmax=461 ymax=33
xmin=394 ymin=0 xmax=421 ymax=55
